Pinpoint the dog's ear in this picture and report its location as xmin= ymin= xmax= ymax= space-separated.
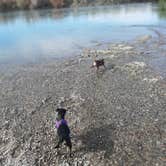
xmin=56 ymin=108 xmax=61 ymax=112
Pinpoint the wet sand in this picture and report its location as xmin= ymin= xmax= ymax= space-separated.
xmin=0 ymin=33 xmax=166 ymax=166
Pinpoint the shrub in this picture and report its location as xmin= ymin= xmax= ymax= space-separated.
xmin=159 ymin=0 xmax=166 ymax=10
xmin=49 ymin=0 xmax=64 ymax=8
xmin=0 ymin=1 xmax=17 ymax=11
xmin=16 ymin=0 xmax=29 ymax=9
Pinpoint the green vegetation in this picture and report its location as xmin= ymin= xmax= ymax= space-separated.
xmin=0 ymin=0 xmax=159 ymax=12
xmin=0 ymin=0 xmax=52 ymax=11
xmin=158 ymin=0 xmax=166 ymax=10
xmin=16 ymin=0 xmax=28 ymax=9
xmin=158 ymin=0 xmax=166 ymax=18
xmin=0 ymin=1 xmax=17 ymax=11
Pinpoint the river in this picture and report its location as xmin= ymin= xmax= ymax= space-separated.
xmin=0 ymin=2 xmax=166 ymax=64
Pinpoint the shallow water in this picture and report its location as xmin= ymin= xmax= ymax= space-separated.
xmin=0 ymin=3 xmax=166 ymax=64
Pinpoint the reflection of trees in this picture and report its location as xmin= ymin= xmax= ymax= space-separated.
xmin=0 ymin=2 xmax=165 ymax=25
xmin=0 ymin=12 xmax=19 ymax=24
xmin=70 ymin=3 xmax=154 ymax=19
xmin=0 ymin=8 xmax=67 ymax=24
xmin=158 ymin=10 xmax=166 ymax=19
xmin=158 ymin=0 xmax=166 ymax=18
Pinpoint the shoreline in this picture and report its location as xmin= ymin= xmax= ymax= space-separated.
xmin=0 ymin=34 xmax=166 ymax=165
xmin=0 ymin=32 xmax=165 ymax=78
xmin=0 ymin=1 xmax=157 ymax=12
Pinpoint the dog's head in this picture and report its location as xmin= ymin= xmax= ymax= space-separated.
xmin=56 ymin=108 xmax=67 ymax=120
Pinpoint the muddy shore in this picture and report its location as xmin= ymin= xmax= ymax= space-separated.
xmin=0 ymin=33 xmax=166 ymax=166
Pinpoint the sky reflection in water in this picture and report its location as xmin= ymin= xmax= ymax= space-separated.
xmin=0 ymin=3 xmax=166 ymax=64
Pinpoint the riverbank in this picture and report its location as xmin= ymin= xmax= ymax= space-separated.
xmin=0 ymin=33 xmax=165 ymax=165
xmin=0 ymin=0 xmax=157 ymax=12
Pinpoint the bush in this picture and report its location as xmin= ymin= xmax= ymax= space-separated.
xmin=158 ymin=0 xmax=166 ymax=18
xmin=158 ymin=0 xmax=166 ymax=10
xmin=49 ymin=0 xmax=64 ymax=8
xmin=16 ymin=0 xmax=29 ymax=9
xmin=0 ymin=1 xmax=17 ymax=11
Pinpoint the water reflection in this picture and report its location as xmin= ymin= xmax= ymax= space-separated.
xmin=0 ymin=3 xmax=166 ymax=64
xmin=0 ymin=3 xmax=159 ymax=25
xmin=0 ymin=9 xmax=67 ymax=24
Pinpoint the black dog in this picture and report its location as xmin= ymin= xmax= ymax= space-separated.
xmin=55 ymin=108 xmax=72 ymax=156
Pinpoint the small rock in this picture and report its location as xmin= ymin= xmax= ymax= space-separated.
xmin=137 ymin=35 xmax=152 ymax=43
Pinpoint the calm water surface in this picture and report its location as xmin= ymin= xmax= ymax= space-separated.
xmin=0 ymin=3 xmax=166 ymax=64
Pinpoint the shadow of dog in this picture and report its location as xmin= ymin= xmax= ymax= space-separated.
xmin=77 ymin=124 xmax=115 ymax=158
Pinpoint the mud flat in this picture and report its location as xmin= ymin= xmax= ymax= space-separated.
xmin=0 ymin=33 xmax=166 ymax=166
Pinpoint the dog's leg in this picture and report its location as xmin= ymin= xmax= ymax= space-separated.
xmin=96 ymin=66 xmax=99 ymax=73
xmin=55 ymin=138 xmax=63 ymax=149
xmin=65 ymin=138 xmax=72 ymax=157
xmin=55 ymin=138 xmax=64 ymax=156
xmin=68 ymin=144 xmax=72 ymax=157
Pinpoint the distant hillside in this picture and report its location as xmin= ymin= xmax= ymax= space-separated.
xmin=0 ymin=0 xmax=158 ymax=11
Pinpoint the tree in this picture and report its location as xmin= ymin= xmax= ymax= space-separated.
xmin=50 ymin=0 xmax=64 ymax=8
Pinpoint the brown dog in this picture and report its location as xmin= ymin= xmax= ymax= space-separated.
xmin=91 ymin=59 xmax=106 ymax=70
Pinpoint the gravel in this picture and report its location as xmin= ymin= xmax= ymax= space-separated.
xmin=0 ymin=34 xmax=166 ymax=166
